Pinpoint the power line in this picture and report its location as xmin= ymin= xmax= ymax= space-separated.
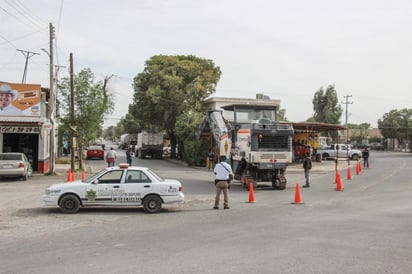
xmin=5 ymin=0 xmax=45 ymax=30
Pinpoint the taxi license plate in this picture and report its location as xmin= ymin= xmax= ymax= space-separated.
xmin=3 ymin=165 xmax=13 ymax=169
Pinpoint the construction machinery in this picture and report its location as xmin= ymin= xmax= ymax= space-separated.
xmin=199 ymin=104 xmax=294 ymax=190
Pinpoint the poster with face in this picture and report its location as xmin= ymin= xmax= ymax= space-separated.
xmin=0 ymin=82 xmax=41 ymax=117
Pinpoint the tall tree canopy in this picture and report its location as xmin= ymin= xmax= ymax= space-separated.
xmin=57 ymin=68 xmax=114 ymax=167
xmin=378 ymin=108 xmax=412 ymax=150
xmin=312 ymin=85 xmax=342 ymax=124
xmin=129 ymin=55 xmax=221 ymax=157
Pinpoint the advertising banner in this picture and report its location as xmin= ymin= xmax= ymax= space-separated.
xmin=0 ymin=81 xmax=42 ymax=117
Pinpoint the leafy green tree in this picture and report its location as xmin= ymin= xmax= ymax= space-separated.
xmin=378 ymin=108 xmax=412 ymax=151
xmin=57 ymin=69 xmax=114 ymax=169
xmin=348 ymin=123 xmax=371 ymax=145
xmin=102 ymin=126 xmax=117 ymax=142
xmin=312 ymin=85 xmax=343 ymax=139
xmin=130 ymin=55 xmax=221 ymax=158
xmin=122 ymin=112 xmax=141 ymax=134
xmin=312 ymin=85 xmax=342 ymax=124
xmin=175 ymin=111 xmax=209 ymax=165
xmin=277 ymin=107 xmax=287 ymax=121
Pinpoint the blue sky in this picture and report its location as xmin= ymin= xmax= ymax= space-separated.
xmin=1 ymin=0 xmax=411 ymax=127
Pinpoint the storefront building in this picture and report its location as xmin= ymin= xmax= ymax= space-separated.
xmin=0 ymin=81 xmax=51 ymax=173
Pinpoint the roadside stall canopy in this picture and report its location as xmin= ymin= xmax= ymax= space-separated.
xmin=283 ymin=121 xmax=348 ymax=147
xmin=290 ymin=122 xmax=347 ymax=133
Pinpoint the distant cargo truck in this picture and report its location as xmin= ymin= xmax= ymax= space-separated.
xmin=119 ymin=133 xmax=137 ymax=150
xmin=136 ymin=131 xmax=164 ymax=159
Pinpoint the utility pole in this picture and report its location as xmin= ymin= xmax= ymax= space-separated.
xmin=48 ymin=22 xmax=56 ymax=174
xmin=342 ymin=95 xmax=353 ymax=160
xmin=69 ymin=53 xmax=76 ymax=171
xmin=17 ymin=49 xmax=40 ymax=83
xmin=342 ymin=95 xmax=353 ymax=127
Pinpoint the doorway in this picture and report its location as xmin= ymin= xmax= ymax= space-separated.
xmin=3 ymin=133 xmax=39 ymax=171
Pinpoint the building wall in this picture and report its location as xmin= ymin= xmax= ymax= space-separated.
xmin=0 ymin=81 xmax=51 ymax=173
xmin=204 ymin=96 xmax=280 ymax=122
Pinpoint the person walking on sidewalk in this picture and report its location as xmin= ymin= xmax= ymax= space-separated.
xmin=302 ymin=152 xmax=312 ymax=187
xmin=213 ymin=155 xmax=233 ymax=209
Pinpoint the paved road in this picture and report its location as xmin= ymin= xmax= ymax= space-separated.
xmin=1 ymin=151 xmax=411 ymax=273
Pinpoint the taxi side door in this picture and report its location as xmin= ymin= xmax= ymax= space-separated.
xmin=92 ymin=169 xmax=124 ymax=205
xmin=119 ymin=170 xmax=154 ymax=205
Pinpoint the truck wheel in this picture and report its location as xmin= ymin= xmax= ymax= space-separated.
xmin=143 ymin=195 xmax=162 ymax=213
xmin=322 ymin=153 xmax=329 ymax=160
xmin=351 ymin=154 xmax=359 ymax=160
xmin=272 ymin=175 xmax=287 ymax=190
xmin=59 ymin=194 xmax=80 ymax=213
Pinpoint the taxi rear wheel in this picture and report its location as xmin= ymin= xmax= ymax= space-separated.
xmin=59 ymin=194 xmax=80 ymax=213
xmin=143 ymin=195 xmax=162 ymax=213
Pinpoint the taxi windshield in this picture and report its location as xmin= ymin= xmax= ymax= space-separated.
xmin=83 ymin=169 xmax=107 ymax=184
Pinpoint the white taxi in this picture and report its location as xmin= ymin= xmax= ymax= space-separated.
xmin=43 ymin=164 xmax=184 ymax=213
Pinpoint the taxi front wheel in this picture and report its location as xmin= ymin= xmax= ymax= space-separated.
xmin=143 ymin=195 xmax=162 ymax=213
xmin=59 ymin=194 xmax=80 ymax=214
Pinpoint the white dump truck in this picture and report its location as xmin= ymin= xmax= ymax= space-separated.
xmin=136 ymin=131 xmax=164 ymax=159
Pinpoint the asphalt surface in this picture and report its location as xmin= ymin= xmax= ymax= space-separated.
xmin=48 ymin=157 xmax=356 ymax=180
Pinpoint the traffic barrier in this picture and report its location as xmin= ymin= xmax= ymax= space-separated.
xmin=247 ymin=177 xmax=256 ymax=203
xmin=291 ymin=183 xmax=303 ymax=204
xmin=81 ymin=170 xmax=85 ymax=181
xmin=335 ymin=171 xmax=344 ymax=191
xmin=347 ymin=165 xmax=352 ymax=180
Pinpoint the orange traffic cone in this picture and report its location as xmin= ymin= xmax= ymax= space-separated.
xmin=359 ymin=161 xmax=362 ymax=173
xmin=81 ymin=170 xmax=86 ymax=181
xmin=335 ymin=170 xmax=340 ymax=184
xmin=291 ymin=183 xmax=303 ymax=204
xmin=347 ymin=165 xmax=352 ymax=180
xmin=355 ymin=162 xmax=360 ymax=175
xmin=247 ymin=178 xmax=256 ymax=203
xmin=70 ymin=171 xmax=75 ymax=182
xmin=66 ymin=169 xmax=71 ymax=182
xmin=335 ymin=171 xmax=344 ymax=191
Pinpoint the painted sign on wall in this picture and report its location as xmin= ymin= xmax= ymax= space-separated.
xmin=0 ymin=81 xmax=42 ymax=117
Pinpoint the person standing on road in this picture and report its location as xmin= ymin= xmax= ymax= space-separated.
xmin=362 ymin=146 xmax=370 ymax=168
xmin=213 ymin=155 xmax=233 ymax=209
xmin=106 ymin=147 xmax=117 ymax=167
xmin=126 ymin=147 xmax=134 ymax=166
xmin=208 ymin=150 xmax=215 ymax=171
xmin=302 ymin=152 xmax=312 ymax=188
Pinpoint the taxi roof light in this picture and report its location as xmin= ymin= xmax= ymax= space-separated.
xmin=118 ymin=163 xmax=129 ymax=169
